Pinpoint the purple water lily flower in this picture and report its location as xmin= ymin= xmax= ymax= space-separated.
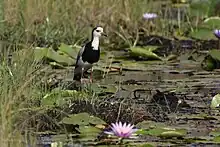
xmin=104 ymin=122 xmax=138 ymax=138
xmin=143 ymin=13 xmax=158 ymax=20
xmin=214 ymin=29 xmax=220 ymax=39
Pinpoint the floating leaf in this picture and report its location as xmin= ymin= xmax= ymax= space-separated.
xmin=209 ymin=131 xmax=220 ymax=137
xmin=201 ymin=55 xmax=217 ymax=71
xmin=211 ymin=94 xmax=220 ymax=108
xmin=78 ymin=125 xmax=102 ymax=141
xmin=203 ymin=17 xmax=220 ymax=28
xmin=60 ymin=113 xmax=106 ymax=126
xmin=88 ymin=115 xmax=106 ymax=125
xmin=209 ymin=49 xmax=220 ymax=61
xmin=100 ymin=85 xmax=118 ymax=94
xmin=136 ymin=121 xmax=166 ymax=129
xmin=190 ymin=28 xmax=215 ymax=40
xmin=46 ymin=48 xmax=75 ymax=65
xmin=189 ymin=0 xmax=210 ymax=18
xmin=58 ymin=43 xmax=79 ymax=59
xmin=60 ymin=113 xmax=90 ymax=125
xmin=138 ymin=128 xmax=166 ymax=136
xmin=129 ymin=46 xmax=162 ymax=60
xmin=41 ymin=89 xmax=86 ymax=107
xmin=34 ymin=47 xmax=48 ymax=62
xmin=214 ymin=136 xmax=220 ymax=143
xmin=159 ymin=130 xmax=185 ymax=138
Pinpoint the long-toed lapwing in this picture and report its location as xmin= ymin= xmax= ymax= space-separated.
xmin=73 ymin=26 xmax=107 ymax=82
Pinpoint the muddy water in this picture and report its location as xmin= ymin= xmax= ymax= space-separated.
xmin=35 ymin=50 xmax=220 ymax=146
xmin=96 ymin=54 xmax=220 ymax=145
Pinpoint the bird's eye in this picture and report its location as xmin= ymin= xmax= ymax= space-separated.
xmin=96 ymin=30 xmax=100 ymax=32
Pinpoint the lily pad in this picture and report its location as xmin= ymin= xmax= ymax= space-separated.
xmin=60 ymin=112 xmax=106 ymax=126
xmin=78 ymin=125 xmax=102 ymax=140
xmin=190 ymin=28 xmax=215 ymax=40
xmin=137 ymin=128 xmax=166 ymax=136
xmin=58 ymin=43 xmax=79 ymax=59
xmin=129 ymin=46 xmax=162 ymax=60
xmin=203 ymin=17 xmax=220 ymax=28
xmin=214 ymin=136 xmax=220 ymax=143
xmin=209 ymin=49 xmax=220 ymax=61
xmin=34 ymin=47 xmax=75 ymax=65
xmin=189 ymin=0 xmax=210 ymax=18
xmin=46 ymin=48 xmax=75 ymax=65
xmin=211 ymin=94 xmax=220 ymax=108
xmin=41 ymin=89 xmax=87 ymax=107
xmin=34 ymin=47 xmax=48 ymax=62
xmin=136 ymin=120 xmax=166 ymax=129
xmin=60 ymin=113 xmax=90 ymax=126
xmin=159 ymin=130 xmax=185 ymax=138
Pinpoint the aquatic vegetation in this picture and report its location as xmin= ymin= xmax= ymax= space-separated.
xmin=104 ymin=122 xmax=138 ymax=138
xmin=211 ymin=94 xmax=220 ymax=108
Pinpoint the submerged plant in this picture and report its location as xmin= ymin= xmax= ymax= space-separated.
xmin=104 ymin=122 xmax=138 ymax=138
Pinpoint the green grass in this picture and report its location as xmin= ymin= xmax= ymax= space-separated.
xmin=2 ymin=0 xmax=175 ymax=47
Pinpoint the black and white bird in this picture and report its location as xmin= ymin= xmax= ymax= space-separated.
xmin=73 ymin=26 xmax=107 ymax=82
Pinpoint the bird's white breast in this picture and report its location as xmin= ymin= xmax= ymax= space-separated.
xmin=91 ymin=37 xmax=99 ymax=50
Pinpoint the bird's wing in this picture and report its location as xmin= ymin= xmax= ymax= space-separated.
xmin=74 ymin=45 xmax=87 ymax=79
xmin=75 ymin=45 xmax=85 ymax=65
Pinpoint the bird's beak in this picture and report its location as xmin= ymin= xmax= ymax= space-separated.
xmin=102 ymin=32 xmax=108 ymax=37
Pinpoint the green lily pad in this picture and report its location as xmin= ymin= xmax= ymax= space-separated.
xmin=136 ymin=120 xmax=166 ymax=129
xmin=137 ymin=128 xmax=166 ymax=136
xmin=159 ymin=130 xmax=185 ymax=138
xmin=100 ymin=85 xmax=118 ymax=94
xmin=214 ymin=136 xmax=220 ymax=143
xmin=46 ymin=48 xmax=75 ymax=65
xmin=189 ymin=0 xmax=210 ymax=18
xmin=60 ymin=112 xmax=106 ymax=126
xmin=129 ymin=46 xmax=162 ymax=60
xmin=88 ymin=115 xmax=107 ymax=125
xmin=201 ymin=55 xmax=217 ymax=71
xmin=34 ymin=47 xmax=75 ymax=65
xmin=203 ymin=17 xmax=220 ymax=28
xmin=209 ymin=49 xmax=220 ymax=61
xmin=190 ymin=28 xmax=215 ymax=40
xmin=78 ymin=125 xmax=102 ymax=140
xmin=60 ymin=113 xmax=90 ymax=126
xmin=34 ymin=47 xmax=48 ymax=62
xmin=41 ymin=89 xmax=87 ymax=107
xmin=209 ymin=131 xmax=220 ymax=137
xmin=211 ymin=94 xmax=220 ymax=108
xmin=58 ymin=43 xmax=79 ymax=59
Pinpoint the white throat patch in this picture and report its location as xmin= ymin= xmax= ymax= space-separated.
xmin=91 ymin=36 xmax=99 ymax=50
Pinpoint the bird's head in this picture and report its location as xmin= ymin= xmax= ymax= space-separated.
xmin=92 ymin=26 xmax=107 ymax=38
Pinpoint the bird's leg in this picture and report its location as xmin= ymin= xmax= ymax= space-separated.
xmin=90 ymin=67 xmax=93 ymax=83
